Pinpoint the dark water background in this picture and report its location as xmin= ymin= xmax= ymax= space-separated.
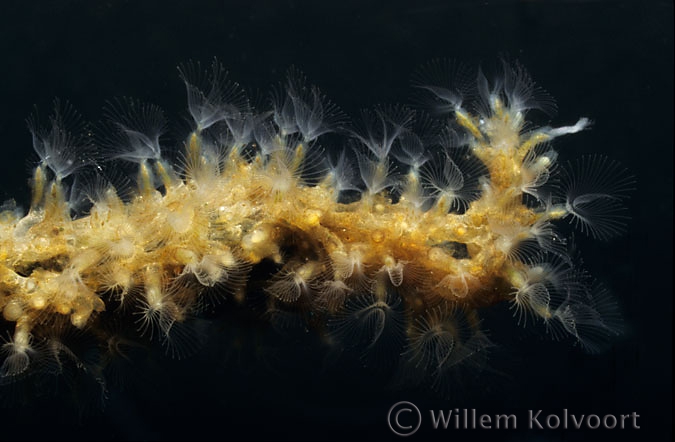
xmin=0 ymin=1 xmax=672 ymax=441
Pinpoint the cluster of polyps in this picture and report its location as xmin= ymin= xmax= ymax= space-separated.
xmin=0 ymin=59 xmax=632 ymax=396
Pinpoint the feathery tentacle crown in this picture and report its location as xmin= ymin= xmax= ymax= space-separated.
xmin=0 ymin=58 xmax=632 ymax=396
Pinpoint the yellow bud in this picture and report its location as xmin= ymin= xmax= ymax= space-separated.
xmin=3 ymin=300 xmax=24 ymax=321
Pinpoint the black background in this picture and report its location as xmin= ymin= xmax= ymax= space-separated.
xmin=0 ymin=1 xmax=672 ymax=441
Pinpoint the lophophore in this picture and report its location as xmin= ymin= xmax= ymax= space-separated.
xmin=0 ymin=58 xmax=633 ymax=401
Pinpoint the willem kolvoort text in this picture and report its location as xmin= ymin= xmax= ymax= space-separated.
xmin=429 ymin=409 xmax=640 ymax=430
